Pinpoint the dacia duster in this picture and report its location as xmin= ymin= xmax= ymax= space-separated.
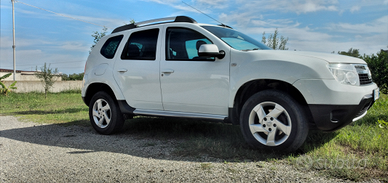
xmin=82 ymin=16 xmax=379 ymax=152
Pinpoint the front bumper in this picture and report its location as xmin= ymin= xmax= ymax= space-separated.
xmin=308 ymin=94 xmax=375 ymax=131
xmin=293 ymin=78 xmax=379 ymax=131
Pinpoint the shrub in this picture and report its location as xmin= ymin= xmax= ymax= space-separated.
xmin=0 ymin=73 xmax=17 ymax=96
xmin=35 ymin=63 xmax=59 ymax=98
xmin=363 ymin=51 xmax=388 ymax=94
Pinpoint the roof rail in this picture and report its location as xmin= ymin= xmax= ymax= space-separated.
xmin=112 ymin=16 xmax=197 ymax=33
xmin=219 ymin=24 xmax=233 ymax=29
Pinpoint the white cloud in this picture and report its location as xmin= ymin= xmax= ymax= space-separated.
xmin=328 ymin=15 xmax=388 ymax=34
xmin=219 ymin=12 xmax=263 ymax=27
xmin=144 ymin=0 xmax=229 ymax=11
xmin=145 ymin=0 xmax=340 ymax=14
xmin=342 ymin=0 xmax=388 ymax=13
xmin=272 ymin=29 xmax=383 ymax=55
xmin=0 ymin=35 xmax=88 ymax=73
xmin=0 ymin=36 xmax=55 ymax=49
xmin=196 ymin=0 xmax=229 ymax=9
xmin=236 ymin=0 xmax=339 ymax=14
xmin=350 ymin=5 xmax=360 ymax=13
xmin=1 ymin=49 xmax=44 ymax=69
xmin=9 ymin=1 xmax=127 ymax=30
xmin=197 ymin=0 xmax=228 ymax=5
xmin=287 ymin=16 xmax=388 ymax=54
xmin=58 ymin=14 xmax=126 ymax=29
xmin=0 ymin=47 xmax=86 ymax=73
xmin=142 ymin=0 xmax=200 ymax=13
xmin=59 ymin=41 xmax=89 ymax=52
xmin=217 ymin=5 xmax=387 ymax=55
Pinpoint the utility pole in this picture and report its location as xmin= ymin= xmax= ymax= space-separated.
xmin=12 ymin=0 xmax=16 ymax=81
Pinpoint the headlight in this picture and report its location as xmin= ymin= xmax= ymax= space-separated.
xmin=327 ymin=64 xmax=360 ymax=86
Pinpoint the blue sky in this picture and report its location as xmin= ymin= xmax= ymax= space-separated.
xmin=1 ymin=0 xmax=387 ymax=74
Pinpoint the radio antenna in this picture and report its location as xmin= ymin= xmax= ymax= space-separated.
xmin=181 ymin=1 xmax=231 ymax=28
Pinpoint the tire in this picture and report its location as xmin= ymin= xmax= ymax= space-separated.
xmin=240 ymin=90 xmax=309 ymax=152
xmin=89 ymin=91 xmax=124 ymax=135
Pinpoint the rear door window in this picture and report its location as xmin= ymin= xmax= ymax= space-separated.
xmin=121 ymin=29 xmax=159 ymax=60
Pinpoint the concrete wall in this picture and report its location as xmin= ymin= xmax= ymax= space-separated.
xmin=1 ymin=72 xmax=62 ymax=81
xmin=3 ymin=81 xmax=83 ymax=93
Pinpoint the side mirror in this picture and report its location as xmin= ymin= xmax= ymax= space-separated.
xmin=198 ymin=44 xmax=225 ymax=59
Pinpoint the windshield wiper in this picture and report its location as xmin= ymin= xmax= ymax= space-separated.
xmin=242 ymin=48 xmax=260 ymax=51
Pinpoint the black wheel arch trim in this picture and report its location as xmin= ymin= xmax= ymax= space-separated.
xmin=229 ymin=79 xmax=310 ymax=126
xmin=117 ymin=100 xmax=136 ymax=114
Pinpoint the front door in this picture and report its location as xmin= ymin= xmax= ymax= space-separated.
xmin=160 ymin=27 xmax=230 ymax=115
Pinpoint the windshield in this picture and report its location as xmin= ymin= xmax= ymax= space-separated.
xmin=202 ymin=26 xmax=270 ymax=51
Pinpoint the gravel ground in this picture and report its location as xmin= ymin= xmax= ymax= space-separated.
xmin=0 ymin=115 xmax=377 ymax=182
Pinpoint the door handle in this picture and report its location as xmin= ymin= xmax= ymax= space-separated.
xmin=117 ymin=68 xmax=128 ymax=73
xmin=161 ymin=69 xmax=174 ymax=74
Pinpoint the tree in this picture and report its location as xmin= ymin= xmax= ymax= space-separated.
xmin=362 ymin=51 xmax=388 ymax=94
xmin=337 ymin=48 xmax=388 ymax=93
xmin=0 ymin=73 xmax=17 ymax=96
xmin=90 ymin=20 xmax=135 ymax=52
xmin=35 ymin=63 xmax=59 ymax=98
xmin=90 ymin=26 xmax=108 ymax=51
xmin=338 ymin=48 xmax=361 ymax=58
xmin=262 ymin=28 xmax=289 ymax=50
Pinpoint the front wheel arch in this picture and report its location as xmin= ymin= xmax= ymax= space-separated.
xmin=230 ymin=79 xmax=311 ymax=126
xmin=240 ymin=90 xmax=309 ymax=152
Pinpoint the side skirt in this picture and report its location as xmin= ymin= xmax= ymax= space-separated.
xmin=117 ymin=100 xmax=227 ymax=122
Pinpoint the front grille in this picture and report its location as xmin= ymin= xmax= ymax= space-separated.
xmin=355 ymin=64 xmax=373 ymax=85
xmin=359 ymin=74 xmax=373 ymax=85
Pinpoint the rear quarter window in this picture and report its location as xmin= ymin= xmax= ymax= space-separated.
xmin=100 ymin=35 xmax=124 ymax=59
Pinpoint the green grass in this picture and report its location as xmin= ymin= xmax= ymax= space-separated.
xmin=290 ymin=94 xmax=388 ymax=181
xmin=1 ymin=92 xmax=387 ymax=181
xmin=0 ymin=91 xmax=89 ymax=126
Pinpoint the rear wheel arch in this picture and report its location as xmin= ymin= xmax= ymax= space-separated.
xmin=89 ymin=91 xmax=124 ymax=134
xmin=84 ymin=83 xmax=117 ymax=107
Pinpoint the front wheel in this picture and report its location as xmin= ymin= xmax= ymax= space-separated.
xmin=89 ymin=91 xmax=124 ymax=134
xmin=240 ymin=90 xmax=309 ymax=152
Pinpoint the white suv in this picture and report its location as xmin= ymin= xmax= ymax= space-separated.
xmin=82 ymin=16 xmax=379 ymax=152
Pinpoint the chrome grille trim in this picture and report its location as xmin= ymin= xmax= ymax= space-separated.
xmin=354 ymin=64 xmax=373 ymax=85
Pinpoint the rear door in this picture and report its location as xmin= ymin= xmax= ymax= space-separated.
xmin=113 ymin=28 xmax=163 ymax=110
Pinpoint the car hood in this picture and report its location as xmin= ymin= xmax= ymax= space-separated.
xmin=250 ymin=50 xmax=367 ymax=64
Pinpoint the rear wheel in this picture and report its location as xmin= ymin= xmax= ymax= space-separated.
xmin=89 ymin=91 xmax=124 ymax=134
xmin=240 ymin=90 xmax=308 ymax=152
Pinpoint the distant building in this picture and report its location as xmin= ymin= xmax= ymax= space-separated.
xmin=0 ymin=68 xmax=62 ymax=81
